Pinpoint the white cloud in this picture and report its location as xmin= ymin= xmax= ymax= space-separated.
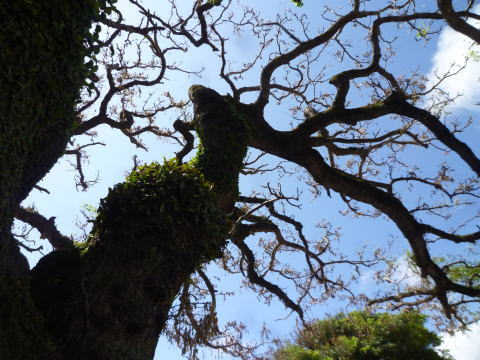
xmin=358 ymin=257 xmax=422 ymax=295
xmin=427 ymin=13 xmax=480 ymax=111
xmin=359 ymin=268 xmax=376 ymax=287
xmin=440 ymin=323 xmax=480 ymax=360
xmin=391 ymin=256 xmax=422 ymax=287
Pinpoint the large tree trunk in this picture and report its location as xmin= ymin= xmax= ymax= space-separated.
xmin=25 ymin=86 xmax=250 ymax=360
xmin=0 ymin=39 xmax=79 ymax=360
xmin=0 ymin=1 xmax=127 ymax=358
xmin=0 ymin=231 xmax=51 ymax=359
xmin=30 ymin=211 xmax=219 ymax=360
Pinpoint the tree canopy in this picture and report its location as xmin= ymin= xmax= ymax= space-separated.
xmin=1 ymin=0 xmax=480 ymax=359
xmin=274 ymin=311 xmax=453 ymax=360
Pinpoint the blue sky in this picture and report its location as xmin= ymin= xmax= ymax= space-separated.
xmin=17 ymin=0 xmax=480 ymax=358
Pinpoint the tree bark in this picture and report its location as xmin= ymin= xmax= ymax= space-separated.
xmin=26 ymin=86 xmax=250 ymax=360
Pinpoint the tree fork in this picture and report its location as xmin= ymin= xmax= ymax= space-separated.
xmin=30 ymin=86 xmax=251 ymax=360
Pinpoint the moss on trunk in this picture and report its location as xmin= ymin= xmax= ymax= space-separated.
xmin=0 ymin=1 xmax=117 ymax=359
xmin=29 ymin=86 xmax=251 ymax=359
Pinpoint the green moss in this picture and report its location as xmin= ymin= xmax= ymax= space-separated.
xmin=0 ymin=2 xmax=117 ymax=358
xmin=0 ymin=0 xmax=117 ymax=231
xmin=189 ymin=86 xmax=251 ymax=203
xmin=73 ymin=240 xmax=93 ymax=257
xmin=92 ymin=160 xmax=228 ymax=263
xmin=291 ymin=0 xmax=304 ymax=7
xmin=367 ymin=100 xmax=385 ymax=108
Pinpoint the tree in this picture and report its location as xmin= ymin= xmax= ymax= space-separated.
xmin=273 ymin=311 xmax=453 ymax=360
xmin=1 ymin=0 xmax=480 ymax=359
xmin=0 ymin=0 xmax=116 ymax=358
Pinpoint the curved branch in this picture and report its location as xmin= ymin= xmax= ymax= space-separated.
xmin=389 ymin=93 xmax=480 ymax=177
xmin=14 ymin=207 xmax=73 ymax=250
xmin=256 ymin=8 xmax=375 ymax=108
xmin=174 ymin=119 xmax=195 ymax=164
xmin=437 ymin=0 xmax=480 ymax=43
xmin=422 ymin=224 xmax=480 ymax=243
xmin=231 ymin=224 xmax=304 ymax=320
xmin=250 ymin=118 xmax=480 ymax=315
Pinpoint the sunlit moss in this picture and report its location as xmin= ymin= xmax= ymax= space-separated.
xmin=91 ymin=160 xmax=228 ymax=263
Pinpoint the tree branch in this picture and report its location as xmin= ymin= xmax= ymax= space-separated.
xmin=14 ymin=207 xmax=73 ymax=250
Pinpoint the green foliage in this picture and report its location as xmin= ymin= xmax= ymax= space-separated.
xmin=0 ymin=0 xmax=116 ymax=229
xmin=92 ymin=160 xmax=228 ymax=263
xmin=407 ymin=251 xmax=480 ymax=290
xmin=416 ymin=25 xmax=430 ymax=39
xmin=291 ymin=0 xmax=304 ymax=7
xmin=82 ymin=204 xmax=98 ymax=217
xmin=73 ymin=240 xmax=92 ymax=257
xmin=278 ymin=345 xmax=325 ymax=360
xmin=274 ymin=311 xmax=453 ymax=360
xmin=208 ymin=0 xmax=222 ymax=5
xmin=430 ymin=256 xmax=480 ymax=289
xmin=447 ymin=264 xmax=480 ymax=287
xmin=467 ymin=49 xmax=480 ymax=62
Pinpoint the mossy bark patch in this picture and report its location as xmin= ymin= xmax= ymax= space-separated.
xmin=189 ymin=85 xmax=251 ymax=210
xmin=0 ymin=1 xmax=117 ymax=359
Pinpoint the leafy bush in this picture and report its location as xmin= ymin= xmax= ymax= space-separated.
xmin=275 ymin=311 xmax=453 ymax=360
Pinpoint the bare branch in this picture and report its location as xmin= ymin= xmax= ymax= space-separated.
xmin=14 ymin=207 xmax=73 ymax=250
